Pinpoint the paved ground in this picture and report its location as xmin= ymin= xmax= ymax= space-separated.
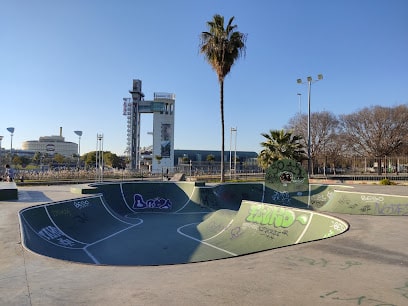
xmin=1 ymin=184 xmax=407 ymax=305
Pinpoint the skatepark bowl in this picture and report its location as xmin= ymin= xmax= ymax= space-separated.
xmin=18 ymin=181 xmax=408 ymax=266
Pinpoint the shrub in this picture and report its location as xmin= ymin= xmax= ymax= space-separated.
xmin=379 ymin=178 xmax=395 ymax=185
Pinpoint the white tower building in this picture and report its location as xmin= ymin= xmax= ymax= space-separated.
xmin=123 ymin=79 xmax=175 ymax=173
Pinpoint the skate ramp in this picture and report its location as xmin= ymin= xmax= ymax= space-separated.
xmin=262 ymin=182 xmax=408 ymax=215
xmin=261 ymin=158 xmax=408 ymax=215
xmin=319 ymin=189 xmax=408 ymax=215
xmin=19 ymin=181 xmax=349 ymax=266
xmin=181 ymin=200 xmax=347 ymax=257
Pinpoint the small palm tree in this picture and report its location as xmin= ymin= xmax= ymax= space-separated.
xmin=206 ymin=154 xmax=215 ymax=173
xmin=206 ymin=154 xmax=215 ymax=162
xmin=258 ymin=129 xmax=306 ymax=170
xmin=200 ymin=14 xmax=247 ymax=182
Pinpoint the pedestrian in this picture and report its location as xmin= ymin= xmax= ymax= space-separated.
xmin=5 ymin=164 xmax=14 ymax=182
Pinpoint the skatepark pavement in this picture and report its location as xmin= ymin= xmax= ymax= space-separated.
xmin=1 ymin=182 xmax=407 ymax=305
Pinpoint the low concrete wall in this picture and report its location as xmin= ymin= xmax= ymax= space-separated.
xmin=0 ymin=182 xmax=18 ymax=200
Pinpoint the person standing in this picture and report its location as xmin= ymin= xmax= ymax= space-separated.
xmin=5 ymin=164 xmax=14 ymax=182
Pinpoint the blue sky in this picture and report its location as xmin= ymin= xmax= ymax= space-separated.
xmin=1 ymin=0 xmax=407 ymax=155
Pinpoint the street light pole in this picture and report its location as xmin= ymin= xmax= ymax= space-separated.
xmin=307 ymin=77 xmax=312 ymax=178
xmin=229 ymin=128 xmax=232 ymax=179
xmin=74 ymin=131 xmax=83 ymax=169
xmin=0 ymin=136 xmax=3 ymax=168
xmin=297 ymin=74 xmax=323 ymax=178
xmin=229 ymin=127 xmax=237 ymax=179
xmin=234 ymin=127 xmax=237 ymax=175
xmin=96 ymin=133 xmax=104 ymax=182
xmin=297 ymin=93 xmax=302 ymax=114
xmin=6 ymin=127 xmax=14 ymax=164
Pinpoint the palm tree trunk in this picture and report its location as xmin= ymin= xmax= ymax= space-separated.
xmin=220 ymin=80 xmax=225 ymax=182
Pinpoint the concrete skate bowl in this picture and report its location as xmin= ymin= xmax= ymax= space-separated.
xmin=22 ymin=181 xmax=407 ymax=266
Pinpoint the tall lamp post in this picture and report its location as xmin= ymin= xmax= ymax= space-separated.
xmin=6 ymin=127 xmax=14 ymax=164
xmin=229 ymin=127 xmax=237 ymax=179
xmin=296 ymin=74 xmax=323 ymax=177
xmin=233 ymin=128 xmax=237 ymax=174
xmin=0 ymin=136 xmax=3 ymax=167
xmin=74 ymin=131 xmax=83 ymax=169
xmin=96 ymin=133 xmax=104 ymax=182
xmin=297 ymin=93 xmax=302 ymax=114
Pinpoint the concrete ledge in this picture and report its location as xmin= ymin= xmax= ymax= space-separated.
xmin=70 ymin=184 xmax=98 ymax=195
xmin=170 ymin=173 xmax=185 ymax=181
xmin=0 ymin=182 xmax=18 ymax=200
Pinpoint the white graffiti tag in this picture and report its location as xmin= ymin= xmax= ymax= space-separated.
xmin=361 ymin=195 xmax=384 ymax=202
xmin=38 ymin=226 xmax=78 ymax=247
xmin=73 ymin=199 xmax=90 ymax=209
xmin=272 ymin=191 xmax=291 ymax=205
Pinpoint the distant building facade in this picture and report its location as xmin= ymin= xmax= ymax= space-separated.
xmin=22 ymin=132 xmax=78 ymax=158
xmin=137 ymin=149 xmax=259 ymax=173
xmin=174 ymin=149 xmax=258 ymax=164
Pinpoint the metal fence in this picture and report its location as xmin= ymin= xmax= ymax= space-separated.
xmin=11 ymin=155 xmax=408 ymax=184
xmin=312 ymin=156 xmax=408 ymax=175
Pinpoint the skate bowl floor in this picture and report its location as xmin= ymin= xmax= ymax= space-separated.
xmin=18 ymin=182 xmax=408 ymax=266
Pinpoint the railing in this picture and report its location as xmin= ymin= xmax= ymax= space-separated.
xmin=154 ymin=92 xmax=176 ymax=100
xmin=13 ymin=164 xmax=408 ymax=186
xmin=313 ymin=173 xmax=408 ymax=182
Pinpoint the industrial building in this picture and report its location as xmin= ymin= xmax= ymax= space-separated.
xmin=21 ymin=127 xmax=78 ymax=157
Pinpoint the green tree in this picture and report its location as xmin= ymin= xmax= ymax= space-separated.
xmin=82 ymin=151 xmax=123 ymax=168
xmin=12 ymin=155 xmax=22 ymax=167
xmin=206 ymin=154 xmax=215 ymax=162
xmin=103 ymin=152 xmax=117 ymax=168
xmin=200 ymin=14 xmax=247 ymax=182
xmin=110 ymin=154 xmax=126 ymax=169
xmin=33 ymin=152 xmax=42 ymax=165
xmin=53 ymin=153 xmax=65 ymax=164
xmin=83 ymin=151 xmax=96 ymax=167
xmin=206 ymin=154 xmax=215 ymax=173
xmin=42 ymin=153 xmax=51 ymax=166
xmin=258 ymin=129 xmax=306 ymax=170
xmin=19 ymin=156 xmax=31 ymax=168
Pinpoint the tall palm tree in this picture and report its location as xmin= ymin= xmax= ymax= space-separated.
xmin=258 ymin=129 xmax=306 ymax=170
xmin=199 ymin=14 xmax=247 ymax=182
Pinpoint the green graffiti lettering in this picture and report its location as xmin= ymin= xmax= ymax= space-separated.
xmin=282 ymin=209 xmax=295 ymax=227
xmin=246 ymin=206 xmax=258 ymax=222
xmin=246 ymin=205 xmax=302 ymax=228
xmin=271 ymin=207 xmax=285 ymax=227
xmin=253 ymin=207 xmax=264 ymax=224
xmin=267 ymin=207 xmax=295 ymax=228
xmin=268 ymin=208 xmax=279 ymax=226
xmin=269 ymin=208 xmax=285 ymax=227
xmin=296 ymin=214 xmax=309 ymax=225
xmin=261 ymin=208 xmax=272 ymax=225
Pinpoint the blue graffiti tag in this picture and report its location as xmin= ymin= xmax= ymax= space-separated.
xmin=132 ymin=194 xmax=172 ymax=210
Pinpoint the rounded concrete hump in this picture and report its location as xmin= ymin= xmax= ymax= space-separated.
xmin=264 ymin=159 xmax=309 ymax=207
